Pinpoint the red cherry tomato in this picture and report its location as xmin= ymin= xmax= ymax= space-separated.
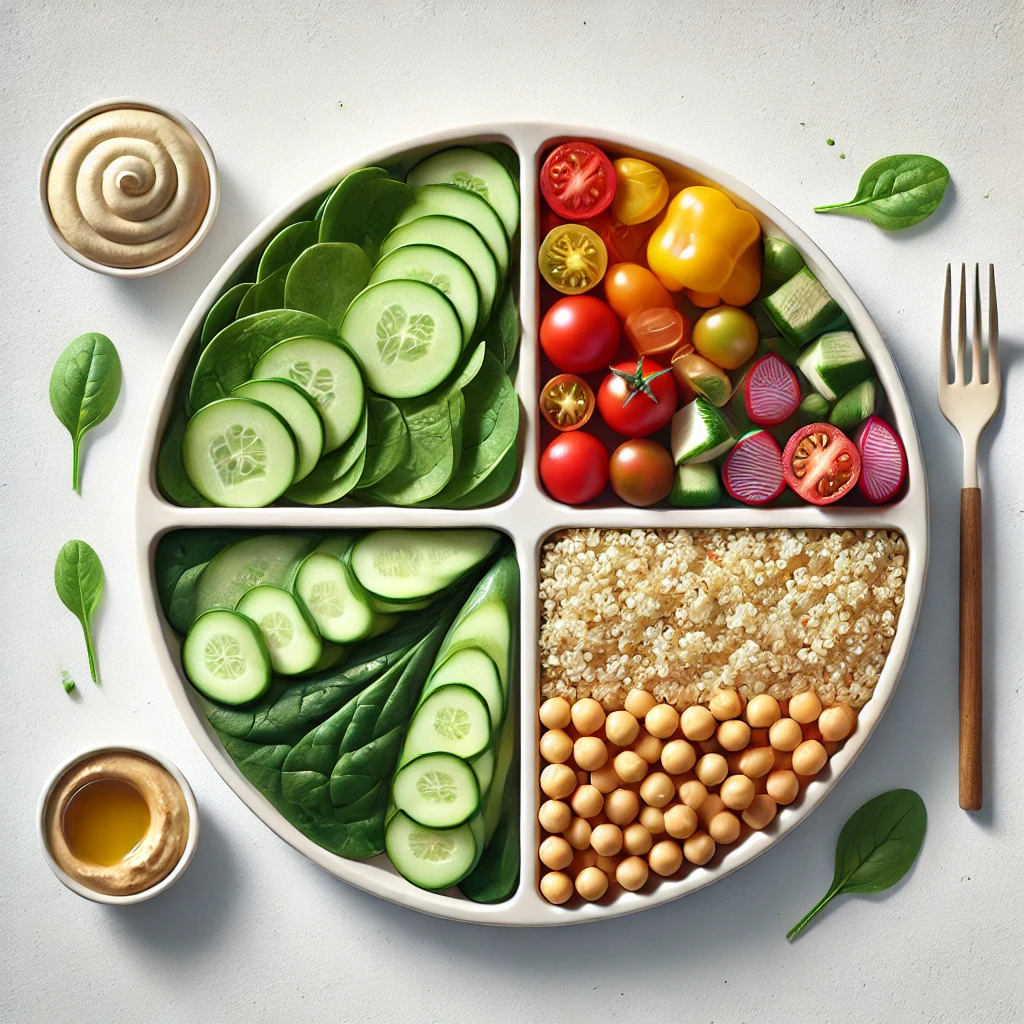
xmin=597 ymin=357 xmax=678 ymax=437
xmin=609 ymin=439 xmax=675 ymax=507
xmin=782 ymin=423 xmax=861 ymax=505
xmin=539 ymin=296 xmax=620 ymax=374
xmin=540 ymin=431 xmax=609 ymax=505
xmin=540 ymin=141 xmax=616 ymax=221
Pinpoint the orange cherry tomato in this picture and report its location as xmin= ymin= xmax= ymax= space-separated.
xmin=604 ymin=263 xmax=675 ymax=320
xmin=539 ymin=374 xmax=595 ymax=431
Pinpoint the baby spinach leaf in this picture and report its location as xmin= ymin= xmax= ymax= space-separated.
xmin=257 ymin=220 xmax=318 ymax=282
xmin=357 ymin=395 xmax=409 ymax=488
xmin=167 ymin=561 xmax=210 ymax=634
xmin=54 ymin=540 xmax=104 ymax=684
xmin=236 ymin=264 xmax=291 ymax=318
xmin=318 ymin=168 xmax=414 ymax=262
xmin=478 ymin=285 xmax=520 ymax=371
xmin=49 ymin=333 xmax=122 ymax=493
xmin=787 ymin=789 xmax=926 ymax=941
xmin=200 ymin=283 xmax=253 ymax=349
xmin=448 ymin=442 xmax=518 ymax=509
xmin=814 ymin=155 xmax=950 ymax=231
xmin=459 ymin=778 xmax=519 ymax=903
xmin=286 ymin=405 xmax=368 ymax=505
xmin=284 ymin=243 xmax=372 ymax=330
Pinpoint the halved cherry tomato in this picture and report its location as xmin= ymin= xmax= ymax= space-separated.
xmin=538 ymin=224 xmax=608 ymax=295
xmin=609 ymin=439 xmax=674 ymax=506
xmin=540 ymin=431 xmax=609 ymax=505
xmin=782 ymin=423 xmax=861 ymax=505
xmin=597 ymin=357 xmax=678 ymax=437
xmin=540 ymin=141 xmax=616 ymax=220
xmin=604 ymin=262 xmax=676 ymax=320
xmin=540 ymin=374 xmax=595 ymax=431
xmin=539 ymin=296 xmax=620 ymax=374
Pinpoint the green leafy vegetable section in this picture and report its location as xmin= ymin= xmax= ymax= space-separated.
xmin=787 ymin=789 xmax=927 ymax=940
xmin=55 ymin=540 xmax=105 ymax=684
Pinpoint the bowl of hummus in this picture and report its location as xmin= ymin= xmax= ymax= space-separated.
xmin=37 ymin=745 xmax=199 ymax=904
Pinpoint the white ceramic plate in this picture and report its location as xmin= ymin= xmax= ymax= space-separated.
xmin=135 ymin=123 xmax=928 ymax=926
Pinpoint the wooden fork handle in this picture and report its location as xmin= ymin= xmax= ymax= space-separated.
xmin=960 ymin=487 xmax=983 ymax=810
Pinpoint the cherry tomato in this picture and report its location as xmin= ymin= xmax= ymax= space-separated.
xmin=782 ymin=423 xmax=861 ymax=505
xmin=604 ymin=263 xmax=676 ymax=320
xmin=540 ymin=141 xmax=616 ymax=220
xmin=611 ymin=158 xmax=669 ymax=225
xmin=597 ymin=357 xmax=678 ymax=437
xmin=540 ymin=296 xmax=620 ymax=374
xmin=539 ymin=374 xmax=595 ymax=431
xmin=692 ymin=305 xmax=760 ymax=370
xmin=624 ymin=306 xmax=691 ymax=361
xmin=538 ymin=224 xmax=608 ymax=295
xmin=540 ymin=431 xmax=609 ymax=505
xmin=609 ymin=439 xmax=674 ymax=506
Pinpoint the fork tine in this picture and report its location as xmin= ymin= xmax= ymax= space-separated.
xmin=972 ymin=263 xmax=983 ymax=384
xmin=941 ymin=263 xmax=951 ymax=385
xmin=988 ymin=264 xmax=999 ymax=387
xmin=955 ymin=263 xmax=967 ymax=384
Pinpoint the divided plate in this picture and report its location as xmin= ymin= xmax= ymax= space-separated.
xmin=135 ymin=123 xmax=929 ymax=925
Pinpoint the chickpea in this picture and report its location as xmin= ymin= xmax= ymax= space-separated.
xmin=564 ymin=816 xmax=593 ymax=850
xmin=648 ymin=839 xmax=683 ymax=876
xmin=766 ymin=769 xmax=800 ymax=805
xmin=745 ymin=694 xmax=782 ymax=728
xmin=789 ymin=690 xmax=822 ymax=724
xmin=742 ymin=794 xmax=778 ymax=830
xmin=539 ymin=696 xmax=572 ymax=730
xmin=639 ymin=772 xmax=675 ymax=808
xmin=624 ymin=688 xmax=658 ymax=719
xmin=604 ymin=788 xmax=640 ymax=826
xmin=738 ymin=746 xmax=776 ymax=779
xmin=645 ymin=703 xmax=680 ymax=739
xmin=613 ymin=750 xmax=648 ymax=784
xmin=538 ymin=799 xmax=571 ymax=833
xmin=709 ymin=688 xmax=744 ymax=721
xmin=792 ymin=739 xmax=827 ymax=776
xmin=574 ymin=736 xmax=609 ymax=772
xmin=590 ymin=764 xmax=620 ymax=794
xmin=663 ymin=803 xmax=698 ymax=839
xmin=720 ymin=774 xmax=755 ymax=811
xmin=660 ymin=738 xmax=697 ymax=775
xmin=571 ymin=784 xmax=604 ymax=818
xmin=632 ymin=730 xmax=664 ymax=764
xmin=540 ymin=763 xmax=577 ymax=799
xmin=622 ymin=822 xmax=653 ymax=856
xmin=696 ymin=793 xmax=726 ymax=828
xmin=768 ymin=718 xmax=803 ymax=752
xmin=590 ymin=822 xmax=624 ymax=857
xmin=819 ymin=704 xmax=855 ymax=742
xmin=677 ymin=778 xmax=708 ymax=810
xmin=717 ymin=720 xmax=751 ymax=751
xmin=616 ymin=855 xmax=649 ymax=891
xmin=571 ymin=848 xmax=599 ymax=873
xmin=539 ymin=728 xmax=573 ymax=764
xmin=539 ymin=835 xmax=573 ymax=870
xmin=571 ymin=698 xmax=606 ymax=736
xmin=596 ymin=855 xmax=619 ymax=875
xmin=605 ymin=710 xmax=640 ymax=747
xmin=708 ymin=810 xmax=741 ymax=844
xmin=683 ymin=830 xmax=716 ymax=866
xmin=638 ymin=805 xmax=666 ymax=834
xmin=681 ymin=705 xmax=717 ymax=741
xmin=540 ymin=870 xmax=573 ymax=904
xmin=695 ymin=753 xmax=728 ymax=787
xmin=575 ymin=866 xmax=609 ymax=901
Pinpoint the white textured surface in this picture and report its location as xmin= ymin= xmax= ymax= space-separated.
xmin=2 ymin=1 xmax=1022 ymax=1021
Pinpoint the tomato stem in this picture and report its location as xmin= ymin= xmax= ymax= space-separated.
xmin=611 ymin=357 xmax=675 ymax=406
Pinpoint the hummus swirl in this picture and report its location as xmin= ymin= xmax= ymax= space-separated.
xmin=45 ymin=752 xmax=190 ymax=896
xmin=47 ymin=108 xmax=210 ymax=268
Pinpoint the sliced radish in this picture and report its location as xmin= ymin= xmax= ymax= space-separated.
xmin=722 ymin=429 xmax=785 ymax=505
xmin=744 ymin=353 xmax=802 ymax=425
xmin=855 ymin=414 xmax=907 ymax=504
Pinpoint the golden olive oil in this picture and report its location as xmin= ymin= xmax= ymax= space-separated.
xmin=62 ymin=779 xmax=151 ymax=866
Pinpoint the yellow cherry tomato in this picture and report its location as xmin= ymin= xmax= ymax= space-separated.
xmin=604 ymin=262 xmax=675 ymax=319
xmin=692 ymin=305 xmax=760 ymax=370
xmin=538 ymin=224 xmax=607 ymax=295
xmin=611 ymin=158 xmax=669 ymax=226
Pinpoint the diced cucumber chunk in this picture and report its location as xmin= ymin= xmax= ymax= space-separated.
xmin=423 ymin=648 xmax=503 ymax=730
xmin=392 ymin=752 xmax=481 ymax=829
xmin=799 ymin=392 xmax=831 ymax=421
xmin=401 ymin=684 xmax=492 ymax=762
xmin=232 ymin=378 xmax=324 ymax=483
xmin=182 ymin=609 xmax=272 ymax=705
xmin=669 ymin=463 xmax=722 ymax=507
xmin=762 ymin=266 xmax=849 ymax=347
xmin=797 ymin=331 xmax=871 ymax=401
xmin=235 ymin=584 xmax=322 ymax=676
xmin=183 ymin=397 xmax=298 ymax=508
xmin=829 ymin=378 xmax=877 ymax=430
xmin=671 ymin=398 xmax=734 ymax=464
xmin=385 ymin=811 xmax=479 ymax=890
xmin=293 ymin=551 xmax=377 ymax=643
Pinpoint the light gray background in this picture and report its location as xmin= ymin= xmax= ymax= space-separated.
xmin=3 ymin=1 xmax=1022 ymax=1021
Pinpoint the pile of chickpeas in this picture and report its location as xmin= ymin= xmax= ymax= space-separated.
xmin=537 ymin=687 xmax=857 ymax=905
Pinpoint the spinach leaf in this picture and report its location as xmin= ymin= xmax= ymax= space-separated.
xmin=54 ymin=540 xmax=104 ymax=684
xmin=49 ymin=333 xmax=122 ymax=493
xmin=154 ymin=528 xmax=246 ymax=615
xmin=284 ymin=243 xmax=372 ymax=330
xmin=257 ymin=220 xmax=318 ymax=282
xmin=285 ymin=405 xmax=368 ymax=505
xmin=167 ymin=561 xmax=210 ymax=634
xmin=452 ymin=340 xmax=486 ymax=390
xmin=478 ymin=285 xmax=520 ymax=371
xmin=318 ymin=168 xmax=414 ymax=262
xmin=787 ymin=789 xmax=927 ymax=940
xmin=357 ymin=395 xmax=408 ymax=488
xmin=448 ymin=442 xmax=518 ymax=509
xmin=157 ymin=404 xmax=211 ymax=507
xmin=200 ymin=283 xmax=252 ymax=349
xmin=459 ymin=777 xmax=519 ymax=903
xmin=236 ymin=264 xmax=290 ymax=318
xmin=814 ymin=155 xmax=950 ymax=230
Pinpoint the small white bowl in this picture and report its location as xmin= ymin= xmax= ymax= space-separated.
xmin=38 ymin=97 xmax=220 ymax=278
xmin=37 ymin=744 xmax=200 ymax=905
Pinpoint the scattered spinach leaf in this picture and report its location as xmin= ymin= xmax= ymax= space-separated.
xmin=318 ymin=167 xmax=414 ymax=262
xmin=60 ymin=668 xmax=76 ymax=695
xmin=285 ymin=405 xmax=368 ymax=505
xmin=357 ymin=395 xmax=408 ymax=488
xmin=49 ymin=333 xmax=122 ymax=493
xmin=284 ymin=243 xmax=372 ymax=330
xmin=200 ymin=283 xmax=252 ymax=349
xmin=236 ymin=264 xmax=290 ymax=318
xmin=54 ymin=540 xmax=104 ymax=685
xmin=257 ymin=220 xmax=319 ymax=282
xmin=787 ymin=789 xmax=927 ymax=941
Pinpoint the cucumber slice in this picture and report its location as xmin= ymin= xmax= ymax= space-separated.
xmin=385 ymin=811 xmax=479 ymax=890
xmin=293 ymin=551 xmax=376 ymax=643
xmin=762 ymin=267 xmax=849 ymax=347
xmin=379 ymin=215 xmax=497 ymax=323
xmin=183 ymin=397 xmax=298 ymax=508
xmin=829 ymin=378 xmax=877 ymax=430
xmin=392 ymin=752 xmax=481 ymax=829
xmin=671 ymin=398 xmax=734 ymax=464
xmin=253 ymin=337 xmax=364 ymax=453
xmin=796 ymin=331 xmax=872 ymax=401
xmin=340 ymin=280 xmax=462 ymax=399
xmin=423 ymin=648 xmax=503 ymax=730
xmin=232 ymin=378 xmax=324 ymax=483
xmin=395 ymin=185 xmax=509 ymax=278
xmin=298 ymin=640 xmax=348 ymax=675
xmin=407 ymin=147 xmax=520 ymax=238
xmin=402 ymin=683 xmax=491 ymax=762
xmin=668 ymin=463 xmax=722 ymax=507
xmin=368 ymin=594 xmax=435 ymax=614
xmin=369 ymin=244 xmax=480 ymax=345
xmin=235 ymin=584 xmax=322 ymax=675
xmin=182 ymin=609 xmax=272 ymax=705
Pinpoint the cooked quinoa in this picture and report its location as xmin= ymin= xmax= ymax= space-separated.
xmin=539 ymin=528 xmax=907 ymax=710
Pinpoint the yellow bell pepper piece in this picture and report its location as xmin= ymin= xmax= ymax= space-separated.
xmin=647 ymin=186 xmax=762 ymax=300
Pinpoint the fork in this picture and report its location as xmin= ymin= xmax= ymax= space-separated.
xmin=938 ymin=264 xmax=1000 ymax=811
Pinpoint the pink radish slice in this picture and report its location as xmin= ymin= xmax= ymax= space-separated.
xmin=855 ymin=414 xmax=907 ymax=504
xmin=744 ymin=354 xmax=801 ymax=425
xmin=722 ymin=430 xmax=785 ymax=505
